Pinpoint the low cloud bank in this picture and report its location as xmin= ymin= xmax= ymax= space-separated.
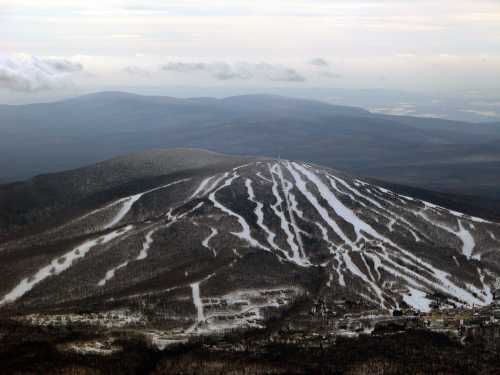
xmin=0 ymin=53 xmax=83 ymax=92
xmin=161 ymin=61 xmax=306 ymax=82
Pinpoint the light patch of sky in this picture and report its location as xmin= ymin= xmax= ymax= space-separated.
xmin=1 ymin=0 xmax=500 ymax=100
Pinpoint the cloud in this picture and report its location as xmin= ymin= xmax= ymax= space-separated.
xmin=308 ymin=58 xmax=341 ymax=79
xmin=460 ymin=109 xmax=499 ymax=118
xmin=123 ymin=65 xmax=151 ymax=77
xmin=0 ymin=53 xmax=83 ymax=92
xmin=320 ymin=71 xmax=342 ymax=79
xmin=309 ymin=58 xmax=329 ymax=67
xmin=161 ymin=61 xmax=305 ymax=82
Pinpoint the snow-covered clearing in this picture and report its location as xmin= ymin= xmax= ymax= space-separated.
xmin=202 ymin=227 xmax=218 ymax=256
xmin=1 ymin=225 xmax=133 ymax=305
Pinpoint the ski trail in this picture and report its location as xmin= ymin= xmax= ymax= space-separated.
xmin=342 ymin=251 xmax=385 ymax=306
xmin=202 ymin=227 xmax=218 ymax=257
xmin=97 ymin=260 xmax=129 ymax=287
xmin=186 ymin=272 xmax=218 ymax=332
xmin=277 ymin=162 xmax=307 ymax=262
xmin=422 ymin=201 xmax=492 ymax=224
xmin=203 ymin=173 xmax=229 ymax=197
xmin=296 ymin=164 xmax=485 ymax=306
xmin=105 ymin=195 xmax=143 ymax=229
xmin=191 ymin=282 xmax=204 ymax=321
xmin=326 ymin=173 xmax=422 ymax=242
xmin=233 ymin=162 xmax=254 ymax=171
xmin=209 ymin=173 xmax=269 ymax=251
xmin=285 ymin=162 xmax=353 ymax=246
xmin=268 ymin=164 xmax=302 ymax=256
xmin=105 ymin=178 xmax=189 ymax=229
xmin=245 ymin=179 xmax=283 ymax=253
xmin=98 ymin=203 xmax=204 ymax=287
xmin=293 ymin=162 xmax=383 ymax=242
xmin=136 ymin=229 xmax=157 ymax=260
xmin=457 ymin=221 xmax=475 ymax=259
xmin=256 ymin=171 xmax=272 ymax=183
xmin=418 ymin=211 xmax=475 ymax=259
xmin=327 ymin=176 xmax=360 ymax=205
xmin=333 ymin=253 xmax=346 ymax=287
xmin=403 ymin=287 xmax=432 ymax=312
xmin=332 ymin=177 xmax=427 ymax=244
xmin=372 ymin=244 xmax=484 ymax=306
xmin=328 ymin=174 xmax=384 ymax=209
xmin=188 ymin=176 xmax=213 ymax=200
xmin=387 ymin=218 xmax=396 ymax=231
xmin=1 ymin=225 xmax=133 ymax=305
xmin=366 ymin=193 xmax=429 ymax=243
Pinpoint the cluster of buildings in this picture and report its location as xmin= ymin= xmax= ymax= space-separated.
xmin=15 ymin=309 xmax=146 ymax=329
xmin=266 ymin=289 xmax=500 ymax=348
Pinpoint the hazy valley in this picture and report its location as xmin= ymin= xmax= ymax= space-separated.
xmin=2 ymin=93 xmax=500 ymax=203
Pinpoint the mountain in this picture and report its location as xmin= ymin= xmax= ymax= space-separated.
xmin=1 ymin=150 xmax=499 ymax=339
xmin=0 ymin=148 xmax=254 ymax=240
xmin=2 ymin=92 xmax=500 ymax=201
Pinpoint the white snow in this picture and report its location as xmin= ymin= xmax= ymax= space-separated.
xmin=342 ymin=251 xmax=384 ymax=306
xmin=286 ymin=161 xmax=490 ymax=308
xmin=422 ymin=201 xmax=492 ymax=224
xmin=333 ymin=253 xmax=346 ymax=287
xmin=232 ymin=162 xmax=254 ymax=171
xmin=268 ymin=164 xmax=308 ymax=265
xmin=191 ymin=282 xmax=204 ymax=321
xmin=1 ymin=225 xmax=133 ymax=305
xmin=97 ymin=201 xmax=204 ymax=288
xmin=64 ymin=340 xmax=121 ymax=355
xmin=402 ymin=287 xmax=432 ymax=312
xmin=104 ymin=179 xmax=189 ymax=229
xmin=98 ymin=227 xmax=157 ymax=286
xmin=387 ymin=218 xmax=396 ymax=231
xmin=275 ymin=163 xmax=307 ymax=262
xmin=285 ymin=162 xmax=352 ymax=245
xmin=97 ymin=260 xmax=129 ymax=286
xmin=186 ymin=287 xmax=300 ymax=334
xmin=292 ymin=162 xmax=380 ymax=242
xmin=457 ymin=221 xmax=475 ymax=259
xmin=209 ymin=173 xmax=269 ymax=251
xmin=136 ymin=229 xmax=157 ymax=260
xmin=202 ymin=227 xmax=218 ymax=256
xmin=188 ymin=176 xmax=213 ymax=200
xmin=203 ymin=173 xmax=229 ymax=196
xmin=418 ymin=211 xmax=476 ymax=259
xmin=245 ymin=178 xmax=283 ymax=253
xmin=105 ymin=195 xmax=143 ymax=229
xmin=7 ymin=158 xmax=496 ymax=315
xmin=256 ymin=171 xmax=272 ymax=183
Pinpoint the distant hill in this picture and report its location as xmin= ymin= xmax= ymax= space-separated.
xmin=0 ymin=148 xmax=253 ymax=239
xmin=2 ymin=92 xmax=500 ymax=200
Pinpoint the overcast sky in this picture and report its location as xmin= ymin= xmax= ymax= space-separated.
xmin=1 ymin=0 xmax=500 ymax=103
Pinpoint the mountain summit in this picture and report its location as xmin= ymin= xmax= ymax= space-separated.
xmin=1 ymin=151 xmax=499 ymax=336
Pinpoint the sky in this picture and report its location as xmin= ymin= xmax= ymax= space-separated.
xmin=1 ymin=0 xmax=500 ymax=107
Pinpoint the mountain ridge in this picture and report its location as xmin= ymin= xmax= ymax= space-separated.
xmin=2 ymin=92 xmax=500 ymax=204
xmin=1 ymin=152 xmax=499 ymax=340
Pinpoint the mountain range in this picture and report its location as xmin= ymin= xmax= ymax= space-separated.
xmin=2 ymin=92 xmax=500 ymax=203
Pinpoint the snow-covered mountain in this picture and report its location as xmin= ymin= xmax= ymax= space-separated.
xmin=1 ymin=151 xmax=499 ymax=335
